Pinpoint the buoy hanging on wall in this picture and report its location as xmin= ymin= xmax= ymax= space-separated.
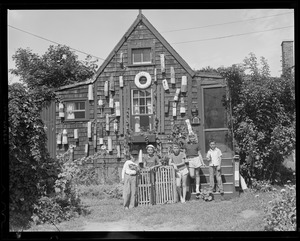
xmin=87 ymin=121 xmax=92 ymax=139
xmin=98 ymin=99 xmax=104 ymax=107
xmin=113 ymin=119 xmax=118 ymax=132
xmin=109 ymin=75 xmax=115 ymax=92
xmin=59 ymin=103 xmax=64 ymax=118
xmin=88 ymin=84 xmax=94 ymax=100
xmin=104 ymin=80 xmax=109 ymax=97
xmin=109 ymin=98 xmax=114 ymax=108
xmin=98 ymin=123 xmax=103 ymax=145
xmin=160 ymin=54 xmax=165 ymax=73
xmin=119 ymin=52 xmax=123 ymax=65
xmin=115 ymin=101 xmax=120 ymax=116
xmin=62 ymin=129 xmax=68 ymax=144
xmin=57 ymin=132 xmax=62 ymax=145
xmin=174 ymin=88 xmax=181 ymax=102
xmin=181 ymin=76 xmax=187 ymax=93
xmin=180 ymin=97 xmax=186 ymax=114
xmin=154 ymin=68 xmax=157 ymax=83
xmin=74 ymin=129 xmax=78 ymax=140
xmin=116 ymin=144 xmax=121 ymax=158
xmin=85 ymin=143 xmax=89 ymax=156
xmin=162 ymin=79 xmax=169 ymax=91
xmin=119 ymin=76 xmax=124 ymax=88
xmin=170 ymin=66 xmax=175 ymax=84
xmin=107 ymin=136 xmax=112 ymax=152
xmin=185 ymin=119 xmax=193 ymax=135
xmin=106 ymin=114 xmax=110 ymax=131
xmin=172 ymin=102 xmax=177 ymax=117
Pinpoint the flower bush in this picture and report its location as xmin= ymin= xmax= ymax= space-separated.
xmin=264 ymin=182 xmax=296 ymax=231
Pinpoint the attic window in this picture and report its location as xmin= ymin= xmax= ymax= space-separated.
xmin=132 ymin=48 xmax=151 ymax=64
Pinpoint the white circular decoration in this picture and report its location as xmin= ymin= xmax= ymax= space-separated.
xmin=134 ymin=71 xmax=152 ymax=89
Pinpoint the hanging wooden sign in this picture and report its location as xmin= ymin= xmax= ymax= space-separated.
xmin=106 ymin=114 xmax=110 ymax=131
xmin=170 ymin=66 xmax=175 ymax=84
xmin=59 ymin=103 xmax=64 ymax=118
xmin=119 ymin=76 xmax=124 ymax=88
xmin=107 ymin=136 xmax=112 ymax=152
xmin=174 ymin=88 xmax=181 ymax=101
xmin=74 ymin=129 xmax=78 ymax=140
xmin=162 ymin=79 xmax=169 ymax=91
xmin=87 ymin=121 xmax=92 ymax=139
xmin=62 ymin=129 xmax=68 ymax=144
xmin=115 ymin=101 xmax=120 ymax=116
xmin=104 ymin=80 xmax=109 ymax=97
xmin=88 ymin=84 xmax=94 ymax=100
xmin=109 ymin=75 xmax=115 ymax=92
xmin=181 ymin=76 xmax=187 ymax=93
xmin=160 ymin=54 xmax=165 ymax=73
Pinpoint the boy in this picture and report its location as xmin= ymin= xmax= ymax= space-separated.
xmin=206 ymin=140 xmax=224 ymax=194
xmin=168 ymin=143 xmax=189 ymax=203
xmin=121 ymin=153 xmax=139 ymax=209
xmin=143 ymin=145 xmax=161 ymax=169
xmin=183 ymin=133 xmax=206 ymax=194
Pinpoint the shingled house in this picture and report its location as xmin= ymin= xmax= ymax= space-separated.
xmin=42 ymin=12 xmax=238 ymax=197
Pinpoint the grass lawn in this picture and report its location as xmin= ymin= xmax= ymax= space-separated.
xmin=26 ymin=188 xmax=274 ymax=232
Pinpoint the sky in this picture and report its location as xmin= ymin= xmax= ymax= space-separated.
xmin=8 ymin=9 xmax=294 ymax=84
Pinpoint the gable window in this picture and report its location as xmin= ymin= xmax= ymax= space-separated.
xmin=64 ymin=100 xmax=88 ymax=121
xmin=127 ymin=40 xmax=155 ymax=66
xmin=132 ymin=48 xmax=151 ymax=64
xmin=131 ymin=89 xmax=153 ymax=132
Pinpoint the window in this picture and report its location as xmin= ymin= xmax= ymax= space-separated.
xmin=65 ymin=100 xmax=87 ymax=120
xmin=132 ymin=48 xmax=151 ymax=64
xmin=131 ymin=89 xmax=153 ymax=132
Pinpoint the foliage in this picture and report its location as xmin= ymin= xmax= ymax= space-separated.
xmin=77 ymin=184 xmax=123 ymax=200
xmin=264 ymin=183 xmax=296 ymax=231
xmin=9 ymin=83 xmax=60 ymax=224
xmin=218 ymin=53 xmax=295 ymax=184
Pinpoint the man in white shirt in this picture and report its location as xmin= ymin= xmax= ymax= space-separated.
xmin=206 ymin=140 xmax=224 ymax=194
xmin=121 ymin=154 xmax=139 ymax=209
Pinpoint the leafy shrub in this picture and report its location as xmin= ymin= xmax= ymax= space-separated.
xmin=250 ymin=179 xmax=273 ymax=192
xmin=264 ymin=183 xmax=296 ymax=231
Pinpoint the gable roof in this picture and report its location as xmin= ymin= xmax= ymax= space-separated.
xmin=57 ymin=13 xmax=195 ymax=91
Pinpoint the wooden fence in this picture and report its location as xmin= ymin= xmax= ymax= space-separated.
xmin=137 ymin=166 xmax=176 ymax=205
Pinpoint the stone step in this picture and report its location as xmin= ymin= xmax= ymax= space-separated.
xmin=199 ymin=166 xmax=233 ymax=175
xmin=199 ymin=174 xmax=234 ymax=183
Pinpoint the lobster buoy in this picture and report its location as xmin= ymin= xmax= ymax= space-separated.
xmin=74 ymin=129 xmax=78 ymax=140
xmin=115 ymin=101 xmax=120 ymax=117
xmin=181 ymin=76 xmax=187 ymax=93
xmin=119 ymin=76 xmax=124 ymax=88
xmin=107 ymin=136 xmax=112 ymax=152
xmin=160 ymin=54 xmax=165 ymax=73
xmin=59 ymin=103 xmax=64 ymax=118
xmin=88 ymin=84 xmax=94 ymax=100
xmin=87 ymin=121 xmax=92 ymax=139
xmin=173 ymin=88 xmax=181 ymax=102
xmin=170 ymin=66 xmax=175 ymax=84
xmin=62 ymin=129 xmax=68 ymax=144
xmin=162 ymin=79 xmax=169 ymax=91
xmin=57 ymin=132 xmax=62 ymax=145
xmin=104 ymin=80 xmax=109 ymax=97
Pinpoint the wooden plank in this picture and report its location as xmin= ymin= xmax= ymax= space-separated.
xmin=160 ymin=86 xmax=165 ymax=133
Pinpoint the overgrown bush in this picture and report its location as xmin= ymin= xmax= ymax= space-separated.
xmin=264 ymin=183 xmax=296 ymax=231
xmin=78 ymin=184 xmax=123 ymax=200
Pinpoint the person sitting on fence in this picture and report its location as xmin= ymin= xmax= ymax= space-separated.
xmin=183 ymin=133 xmax=206 ymax=195
xmin=142 ymin=145 xmax=162 ymax=170
xmin=168 ymin=142 xmax=189 ymax=203
xmin=206 ymin=140 xmax=224 ymax=194
xmin=121 ymin=153 xmax=140 ymax=210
